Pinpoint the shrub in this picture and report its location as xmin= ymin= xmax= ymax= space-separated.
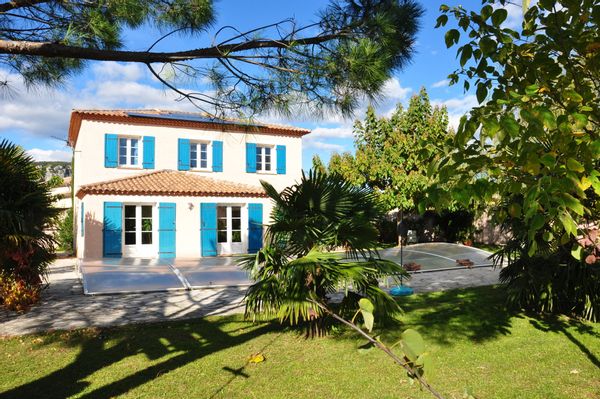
xmin=0 ymin=273 xmax=41 ymax=313
xmin=56 ymin=209 xmax=74 ymax=252
xmin=0 ymin=139 xmax=57 ymax=311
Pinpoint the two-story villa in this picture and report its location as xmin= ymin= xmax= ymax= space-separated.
xmin=69 ymin=110 xmax=309 ymax=259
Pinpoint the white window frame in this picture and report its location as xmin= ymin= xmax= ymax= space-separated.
xmin=190 ymin=141 xmax=212 ymax=171
xmin=118 ymin=136 xmax=142 ymax=168
xmin=256 ymin=145 xmax=275 ymax=173
xmin=122 ymin=203 xmax=157 ymax=257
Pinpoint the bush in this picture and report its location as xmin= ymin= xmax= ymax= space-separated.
xmin=0 ymin=273 xmax=41 ymax=313
xmin=56 ymin=209 xmax=74 ymax=252
xmin=0 ymin=139 xmax=57 ymax=311
xmin=499 ymin=254 xmax=600 ymax=322
xmin=376 ymin=217 xmax=398 ymax=244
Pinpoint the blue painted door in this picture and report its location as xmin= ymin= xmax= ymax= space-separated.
xmin=248 ymin=203 xmax=263 ymax=253
xmin=103 ymin=202 xmax=122 ymax=257
xmin=158 ymin=203 xmax=176 ymax=258
xmin=200 ymin=203 xmax=217 ymax=256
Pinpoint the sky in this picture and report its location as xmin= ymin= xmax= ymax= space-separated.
xmin=0 ymin=1 xmax=522 ymax=168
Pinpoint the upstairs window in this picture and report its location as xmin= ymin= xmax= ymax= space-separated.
xmin=118 ymin=137 xmax=141 ymax=167
xmin=190 ymin=141 xmax=210 ymax=170
xmin=256 ymin=145 xmax=273 ymax=172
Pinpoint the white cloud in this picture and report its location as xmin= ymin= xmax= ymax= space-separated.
xmin=306 ymin=126 xmax=353 ymax=140
xmin=495 ymin=3 xmax=524 ymax=29
xmin=91 ymin=62 xmax=144 ymax=82
xmin=303 ymin=139 xmax=345 ymax=152
xmin=432 ymin=94 xmax=479 ymax=130
xmin=27 ymin=148 xmax=72 ymax=162
xmin=431 ymin=79 xmax=449 ymax=89
xmin=382 ymin=78 xmax=412 ymax=101
xmin=0 ymin=64 xmax=204 ymax=141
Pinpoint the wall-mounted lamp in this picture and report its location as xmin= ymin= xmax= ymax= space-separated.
xmin=188 ymin=203 xmax=194 ymax=210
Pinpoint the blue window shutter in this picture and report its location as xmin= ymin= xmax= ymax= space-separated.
xmin=276 ymin=145 xmax=286 ymax=175
xmin=178 ymin=138 xmax=190 ymax=171
xmin=246 ymin=143 xmax=257 ymax=173
xmin=248 ymin=203 xmax=263 ymax=253
xmin=212 ymin=140 xmax=223 ymax=172
xmin=158 ymin=203 xmax=176 ymax=258
xmin=200 ymin=203 xmax=218 ymax=256
xmin=142 ymin=136 xmax=155 ymax=169
xmin=104 ymin=134 xmax=118 ymax=168
xmin=81 ymin=202 xmax=84 ymax=237
xmin=103 ymin=202 xmax=122 ymax=257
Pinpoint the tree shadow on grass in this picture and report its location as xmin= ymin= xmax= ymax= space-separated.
xmin=527 ymin=315 xmax=600 ymax=369
xmin=380 ymin=285 xmax=514 ymax=346
xmin=0 ymin=317 xmax=280 ymax=399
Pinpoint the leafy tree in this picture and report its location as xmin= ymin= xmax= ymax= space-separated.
xmin=311 ymin=154 xmax=328 ymax=176
xmin=432 ymin=0 xmax=600 ymax=320
xmin=0 ymin=139 xmax=58 ymax=310
xmin=46 ymin=175 xmax=64 ymax=189
xmin=0 ymin=0 xmax=423 ymax=116
xmin=56 ymin=208 xmax=73 ymax=252
xmin=330 ymin=88 xmax=453 ymax=212
xmin=240 ymin=170 xmax=407 ymax=333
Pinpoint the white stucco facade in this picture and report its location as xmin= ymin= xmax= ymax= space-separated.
xmin=71 ymin=112 xmax=307 ymax=259
xmin=72 ymin=119 xmax=303 ymax=194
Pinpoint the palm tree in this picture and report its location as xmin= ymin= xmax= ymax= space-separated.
xmin=239 ymin=170 xmax=407 ymax=332
xmin=0 ymin=139 xmax=58 ymax=288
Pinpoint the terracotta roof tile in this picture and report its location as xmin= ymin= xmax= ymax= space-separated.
xmin=76 ymin=170 xmax=267 ymax=199
xmin=68 ymin=109 xmax=311 ymax=147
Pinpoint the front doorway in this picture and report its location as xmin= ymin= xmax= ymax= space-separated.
xmin=123 ymin=204 xmax=157 ymax=257
xmin=217 ymin=205 xmax=243 ymax=255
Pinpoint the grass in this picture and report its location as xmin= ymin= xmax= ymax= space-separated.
xmin=1 ymin=285 xmax=599 ymax=399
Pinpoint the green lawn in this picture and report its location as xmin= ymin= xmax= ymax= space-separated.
xmin=1 ymin=286 xmax=598 ymax=399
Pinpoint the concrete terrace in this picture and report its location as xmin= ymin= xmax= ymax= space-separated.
xmin=0 ymin=257 xmax=500 ymax=336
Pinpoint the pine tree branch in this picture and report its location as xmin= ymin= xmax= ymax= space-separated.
xmin=0 ymin=33 xmax=346 ymax=63
xmin=0 ymin=0 xmax=49 ymax=13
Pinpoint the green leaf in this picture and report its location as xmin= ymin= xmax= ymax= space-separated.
xmin=571 ymin=245 xmax=582 ymax=260
xmin=501 ymin=116 xmax=520 ymax=137
xmin=359 ymin=298 xmax=375 ymax=332
xmin=558 ymin=211 xmax=578 ymax=236
xmin=445 ymin=29 xmax=460 ymax=48
xmin=491 ymin=8 xmax=508 ymax=26
xmin=566 ymin=158 xmax=584 ymax=173
xmin=572 ymin=113 xmax=588 ymax=129
xmin=563 ymin=89 xmax=583 ymax=103
xmin=527 ymin=239 xmax=538 ymax=257
xmin=530 ymin=214 xmax=545 ymax=231
xmin=525 ymin=84 xmax=539 ymax=95
xmin=476 ymin=83 xmax=488 ymax=103
xmin=483 ymin=118 xmax=500 ymax=136
xmin=539 ymin=153 xmax=556 ymax=168
xmin=479 ymin=36 xmax=497 ymax=56
xmin=460 ymin=44 xmax=472 ymax=67
xmin=400 ymin=329 xmax=425 ymax=362
xmin=523 ymin=0 xmax=531 ymax=11
xmin=538 ymin=108 xmax=557 ymax=129
xmin=435 ymin=14 xmax=448 ymax=28
xmin=560 ymin=193 xmax=584 ymax=216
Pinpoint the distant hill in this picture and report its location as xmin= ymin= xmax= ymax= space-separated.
xmin=36 ymin=161 xmax=71 ymax=181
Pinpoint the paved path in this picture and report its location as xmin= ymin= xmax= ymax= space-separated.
xmin=0 ymin=258 xmax=500 ymax=337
